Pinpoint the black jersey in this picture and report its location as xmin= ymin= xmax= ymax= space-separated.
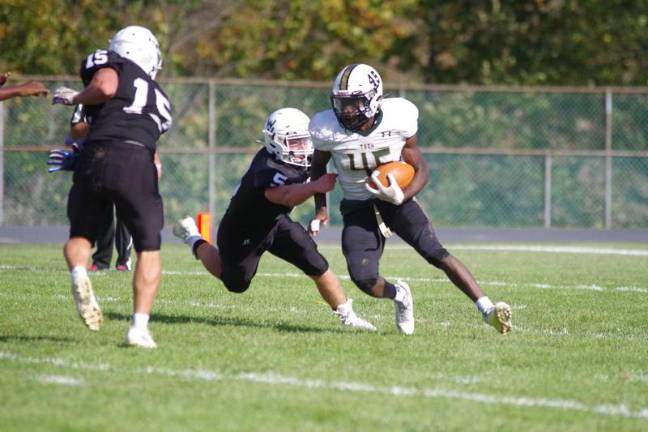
xmin=221 ymin=149 xmax=309 ymax=232
xmin=80 ymin=50 xmax=172 ymax=151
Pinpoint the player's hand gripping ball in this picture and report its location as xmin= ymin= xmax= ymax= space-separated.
xmin=368 ymin=161 xmax=415 ymax=189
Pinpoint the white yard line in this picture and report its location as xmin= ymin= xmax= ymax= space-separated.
xmin=448 ymin=245 xmax=648 ymax=257
xmin=2 ymin=264 xmax=646 ymax=296
xmin=1 ymin=351 xmax=646 ymax=420
xmin=37 ymin=374 xmax=84 ymax=386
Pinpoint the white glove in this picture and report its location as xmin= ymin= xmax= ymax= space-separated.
xmin=308 ymin=219 xmax=321 ymax=236
xmin=365 ymin=172 xmax=405 ymax=205
xmin=52 ymin=87 xmax=79 ymax=105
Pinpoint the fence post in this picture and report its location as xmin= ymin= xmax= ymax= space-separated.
xmin=544 ymin=154 xmax=552 ymax=228
xmin=208 ymin=80 xmax=216 ymax=236
xmin=604 ymin=89 xmax=613 ymax=229
xmin=0 ymin=101 xmax=4 ymax=226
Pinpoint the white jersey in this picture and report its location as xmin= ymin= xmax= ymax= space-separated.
xmin=310 ymin=97 xmax=418 ymax=200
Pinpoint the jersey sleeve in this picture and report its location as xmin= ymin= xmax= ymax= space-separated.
xmin=309 ymin=110 xmax=337 ymax=152
xmin=69 ymin=104 xmax=89 ymax=127
xmin=392 ymin=98 xmax=419 ymax=138
xmin=80 ymin=50 xmax=125 ymax=87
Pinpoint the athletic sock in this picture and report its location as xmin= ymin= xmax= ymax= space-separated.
xmin=475 ymin=296 xmax=495 ymax=315
xmin=70 ymin=265 xmax=88 ymax=282
xmin=132 ymin=313 xmax=150 ymax=330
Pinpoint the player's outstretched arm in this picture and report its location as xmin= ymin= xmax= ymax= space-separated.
xmin=53 ymin=68 xmax=118 ymax=106
xmin=0 ymin=78 xmax=49 ymax=101
xmin=264 ymin=173 xmax=337 ymax=208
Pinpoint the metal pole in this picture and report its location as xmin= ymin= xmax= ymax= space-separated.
xmin=604 ymin=90 xmax=613 ymax=229
xmin=0 ymin=101 xmax=4 ymax=226
xmin=544 ymin=154 xmax=552 ymax=228
xmin=208 ymin=80 xmax=216 ymax=235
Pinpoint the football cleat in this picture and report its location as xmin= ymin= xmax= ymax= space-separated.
xmin=394 ymin=280 xmax=414 ymax=335
xmin=71 ymin=273 xmax=103 ymax=331
xmin=126 ymin=326 xmax=157 ymax=349
xmin=334 ymin=299 xmax=376 ymax=331
xmin=172 ymin=216 xmax=202 ymax=245
xmin=484 ymin=302 xmax=512 ymax=334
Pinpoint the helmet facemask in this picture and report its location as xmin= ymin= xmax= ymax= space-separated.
xmin=282 ymin=134 xmax=313 ymax=167
xmin=330 ymin=89 xmax=379 ymax=131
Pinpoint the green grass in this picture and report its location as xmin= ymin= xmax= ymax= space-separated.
xmin=1 ymin=243 xmax=648 ymax=432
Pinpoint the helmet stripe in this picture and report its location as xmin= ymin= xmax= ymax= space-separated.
xmin=339 ymin=64 xmax=359 ymax=91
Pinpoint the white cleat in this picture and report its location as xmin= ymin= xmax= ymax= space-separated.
xmin=484 ymin=302 xmax=512 ymax=334
xmin=172 ymin=216 xmax=202 ymax=244
xmin=394 ymin=280 xmax=414 ymax=335
xmin=334 ymin=299 xmax=376 ymax=332
xmin=126 ymin=326 xmax=158 ymax=349
xmin=71 ymin=273 xmax=102 ymax=331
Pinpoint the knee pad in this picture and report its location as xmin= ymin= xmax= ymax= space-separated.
xmin=350 ymin=276 xmax=378 ymax=296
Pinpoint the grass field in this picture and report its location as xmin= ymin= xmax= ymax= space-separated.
xmin=1 ymin=242 xmax=647 ymax=431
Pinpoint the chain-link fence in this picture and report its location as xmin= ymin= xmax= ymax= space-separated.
xmin=0 ymin=78 xmax=646 ymax=229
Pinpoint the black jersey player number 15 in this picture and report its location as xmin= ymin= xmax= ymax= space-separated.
xmin=85 ymin=50 xmax=172 ymax=134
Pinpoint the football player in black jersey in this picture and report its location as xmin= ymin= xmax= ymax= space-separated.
xmin=52 ymin=26 xmax=172 ymax=348
xmin=173 ymin=108 xmax=376 ymax=331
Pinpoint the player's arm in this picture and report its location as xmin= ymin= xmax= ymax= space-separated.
xmin=154 ymin=151 xmax=162 ymax=179
xmin=0 ymin=78 xmax=49 ymax=101
xmin=309 ymin=149 xmax=333 ymax=230
xmin=264 ymin=173 xmax=337 ymax=207
xmin=400 ymin=135 xmax=428 ymax=200
xmin=53 ymin=68 xmax=118 ymax=106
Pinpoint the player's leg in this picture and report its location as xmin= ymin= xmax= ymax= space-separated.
xmin=268 ymin=216 xmax=375 ymax=331
xmin=114 ymin=215 xmax=133 ymax=271
xmin=91 ymin=208 xmax=114 ymax=271
xmin=384 ymin=199 xmax=512 ymax=334
xmin=65 ymin=179 xmax=111 ymax=331
xmin=342 ymin=202 xmax=414 ymax=334
xmin=110 ymin=142 xmax=164 ymax=347
xmin=173 ymin=215 xmax=222 ymax=278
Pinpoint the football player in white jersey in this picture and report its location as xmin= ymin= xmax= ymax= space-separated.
xmin=309 ymin=63 xmax=512 ymax=335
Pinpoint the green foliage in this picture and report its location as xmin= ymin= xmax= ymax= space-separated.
xmin=2 ymin=0 xmax=645 ymax=85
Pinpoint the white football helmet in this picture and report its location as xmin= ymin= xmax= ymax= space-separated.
xmin=330 ymin=63 xmax=383 ymax=131
xmin=108 ymin=25 xmax=162 ymax=79
xmin=262 ymin=108 xmax=313 ymax=167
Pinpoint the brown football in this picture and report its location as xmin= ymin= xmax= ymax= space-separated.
xmin=368 ymin=161 xmax=415 ymax=189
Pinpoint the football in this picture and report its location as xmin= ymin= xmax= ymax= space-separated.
xmin=368 ymin=161 xmax=415 ymax=189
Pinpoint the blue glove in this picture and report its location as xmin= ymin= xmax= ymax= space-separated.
xmin=47 ymin=149 xmax=78 ymax=173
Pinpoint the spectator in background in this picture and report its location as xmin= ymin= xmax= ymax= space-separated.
xmin=0 ymin=72 xmax=48 ymax=101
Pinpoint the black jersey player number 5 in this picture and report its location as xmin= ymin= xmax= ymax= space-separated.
xmin=85 ymin=50 xmax=172 ymax=133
